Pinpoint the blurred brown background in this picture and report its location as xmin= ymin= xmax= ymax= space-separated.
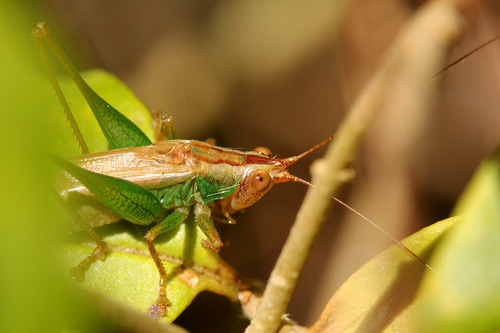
xmin=35 ymin=0 xmax=500 ymax=331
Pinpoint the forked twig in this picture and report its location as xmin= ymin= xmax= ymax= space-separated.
xmin=245 ymin=1 xmax=471 ymax=332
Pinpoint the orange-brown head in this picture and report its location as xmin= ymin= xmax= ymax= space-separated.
xmin=209 ymin=135 xmax=334 ymax=218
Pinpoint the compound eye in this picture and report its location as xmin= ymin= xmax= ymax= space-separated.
xmin=249 ymin=170 xmax=271 ymax=192
xmin=253 ymin=146 xmax=272 ymax=157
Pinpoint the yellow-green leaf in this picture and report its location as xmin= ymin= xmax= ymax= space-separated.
xmin=309 ymin=217 xmax=457 ymax=333
xmin=415 ymin=149 xmax=500 ymax=333
xmin=63 ymin=219 xmax=249 ymax=323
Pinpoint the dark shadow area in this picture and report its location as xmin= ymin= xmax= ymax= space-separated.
xmin=175 ymin=291 xmax=249 ymax=333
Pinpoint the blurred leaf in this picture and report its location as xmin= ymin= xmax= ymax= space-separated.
xmin=0 ymin=3 xmax=89 ymax=332
xmin=309 ymin=217 xmax=457 ymax=333
xmin=415 ymin=148 xmax=500 ymax=332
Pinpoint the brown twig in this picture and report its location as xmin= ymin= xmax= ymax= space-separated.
xmin=245 ymin=1 xmax=470 ymax=332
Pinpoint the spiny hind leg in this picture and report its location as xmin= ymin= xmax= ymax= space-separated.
xmin=70 ymin=228 xmax=110 ymax=280
xmin=145 ymin=207 xmax=188 ymax=317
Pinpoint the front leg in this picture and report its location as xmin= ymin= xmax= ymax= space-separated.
xmin=194 ymin=202 xmax=222 ymax=252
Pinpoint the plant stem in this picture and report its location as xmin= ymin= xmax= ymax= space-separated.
xmin=245 ymin=1 xmax=472 ymax=332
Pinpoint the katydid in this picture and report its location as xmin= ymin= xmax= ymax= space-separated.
xmin=33 ymin=22 xmax=428 ymax=318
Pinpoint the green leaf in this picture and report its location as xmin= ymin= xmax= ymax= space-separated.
xmin=63 ymin=219 xmax=249 ymax=324
xmin=415 ymin=149 xmax=500 ymax=333
xmin=309 ymin=217 xmax=457 ymax=333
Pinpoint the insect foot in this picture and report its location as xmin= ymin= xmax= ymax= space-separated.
xmin=201 ymin=238 xmax=222 ymax=252
xmin=69 ymin=266 xmax=86 ymax=281
xmin=69 ymin=242 xmax=110 ymax=281
xmin=148 ymin=296 xmax=171 ymax=318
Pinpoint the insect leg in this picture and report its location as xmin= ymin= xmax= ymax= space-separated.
xmin=144 ymin=207 xmax=189 ymax=317
xmin=152 ymin=110 xmax=179 ymax=141
xmin=55 ymin=191 xmax=111 ymax=279
xmin=69 ymin=228 xmax=110 ymax=280
xmin=33 ymin=22 xmax=151 ymax=149
xmin=195 ymin=202 xmax=222 ymax=251
xmin=33 ymin=29 xmax=89 ymax=155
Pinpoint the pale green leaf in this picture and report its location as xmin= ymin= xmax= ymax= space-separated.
xmin=309 ymin=217 xmax=457 ymax=333
xmin=415 ymin=149 xmax=500 ymax=333
xmin=63 ymin=219 xmax=249 ymax=324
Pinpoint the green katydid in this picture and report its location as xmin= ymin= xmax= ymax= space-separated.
xmin=33 ymin=22 xmax=429 ymax=318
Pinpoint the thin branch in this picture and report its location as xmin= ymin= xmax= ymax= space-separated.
xmin=245 ymin=1 xmax=471 ymax=332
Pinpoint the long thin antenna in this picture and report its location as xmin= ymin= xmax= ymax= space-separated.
xmin=281 ymin=135 xmax=335 ymax=167
xmin=428 ymin=35 xmax=500 ymax=82
xmin=288 ymin=175 xmax=434 ymax=271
